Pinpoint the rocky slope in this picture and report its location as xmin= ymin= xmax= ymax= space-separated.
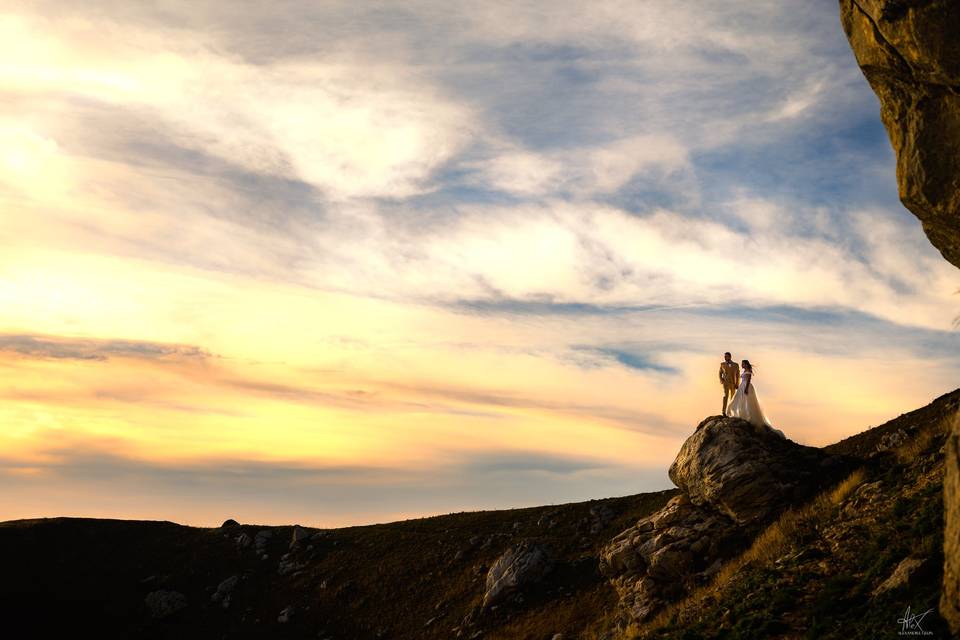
xmin=2 ymin=390 xmax=957 ymax=639
xmin=626 ymin=389 xmax=959 ymax=640
xmin=598 ymin=417 xmax=853 ymax=625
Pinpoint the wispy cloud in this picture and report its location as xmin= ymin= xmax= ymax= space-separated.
xmin=568 ymin=346 xmax=680 ymax=375
xmin=0 ymin=333 xmax=211 ymax=362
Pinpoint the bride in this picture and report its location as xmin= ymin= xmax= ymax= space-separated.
xmin=726 ymin=359 xmax=785 ymax=439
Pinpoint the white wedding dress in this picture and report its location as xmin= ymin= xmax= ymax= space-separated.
xmin=726 ymin=370 xmax=785 ymax=439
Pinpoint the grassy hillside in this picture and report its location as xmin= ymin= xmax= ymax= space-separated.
xmin=0 ymin=487 xmax=675 ymax=639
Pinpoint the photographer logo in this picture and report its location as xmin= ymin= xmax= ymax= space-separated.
xmin=897 ymin=605 xmax=934 ymax=636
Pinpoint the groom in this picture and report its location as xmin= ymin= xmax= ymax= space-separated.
xmin=719 ymin=351 xmax=740 ymax=416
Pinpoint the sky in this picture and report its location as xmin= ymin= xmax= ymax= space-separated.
xmin=1 ymin=1 xmax=959 ymax=528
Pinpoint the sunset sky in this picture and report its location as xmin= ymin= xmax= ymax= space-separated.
xmin=2 ymin=2 xmax=959 ymax=527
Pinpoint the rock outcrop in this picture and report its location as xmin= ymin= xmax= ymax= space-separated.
xmin=944 ymin=412 xmax=960 ymax=633
xmin=600 ymin=493 xmax=741 ymax=621
xmin=600 ymin=416 xmax=850 ymax=623
xmin=839 ymin=0 xmax=960 ymax=270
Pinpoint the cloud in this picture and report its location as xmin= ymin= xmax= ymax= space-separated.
xmin=356 ymin=377 xmax=686 ymax=437
xmin=473 ymin=134 xmax=690 ymax=198
xmin=285 ymin=198 xmax=956 ymax=333
xmin=0 ymin=333 xmax=211 ymax=362
xmin=568 ymin=346 xmax=680 ymax=375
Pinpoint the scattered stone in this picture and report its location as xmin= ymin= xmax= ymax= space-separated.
xmin=277 ymin=605 xmax=295 ymax=623
xmin=235 ymin=533 xmax=252 ymax=550
xmin=854 ymin=480 xmax=883 ymax=498
xmin=590 ymin=504 xmax=616 ymax=533
xmin=278 ymin=553 xmax=308 ymax=576
xmin=873 ymin=556 xmax=934 ymax=597
xmin=211 ymin=575 xmax=239 ymax=609
xmin=874 ymin=429 xmax=909 ymax=454
xmin=144 ymin=589 xmax=188 ymax=619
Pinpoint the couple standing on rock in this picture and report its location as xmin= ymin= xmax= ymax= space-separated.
xmin=719 ymin=352 xmax=786 ymax=439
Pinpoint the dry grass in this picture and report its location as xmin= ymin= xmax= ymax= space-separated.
xmin=892 ymin=411 xmax=955 ymax=465
xmin=620 ymin=466 xmax=867 ymax=639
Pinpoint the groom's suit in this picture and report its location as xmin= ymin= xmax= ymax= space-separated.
xmin=719 ymin=360 xmax=740 ymax=416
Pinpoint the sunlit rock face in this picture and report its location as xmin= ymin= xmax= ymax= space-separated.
xmin=840 ymin=0 xmax=960 ymax=269
xmin=669 ymin=417 xmax=837 ymax=526
xmin=839 ymin=3 xmax=960 ymax=632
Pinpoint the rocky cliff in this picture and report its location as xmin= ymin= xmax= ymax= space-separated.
xmin=839 ymin=3 xmax=960 ymax=633
xmin=840 ymin=0 xmax=960 ymax=270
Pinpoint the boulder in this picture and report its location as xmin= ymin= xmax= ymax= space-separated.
xmin=235 ymin=532 xmax=252 ymax=550
xmin=669 ymin=416 xmax=836 ymax=526
xmin=483 ymin=540 xmax=553 ymax=608
xmin=144 ymin=589 xmax=188 ymax=619
xmin=839 ymin=0 xmax=960 ymax=269
xmin=291 ymin=525 xmax=310 ymax=548
xmin=873 ymin=556 xmax=934 ymax=597
xmin=943 ymin=412 xmax=960 ymax=634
